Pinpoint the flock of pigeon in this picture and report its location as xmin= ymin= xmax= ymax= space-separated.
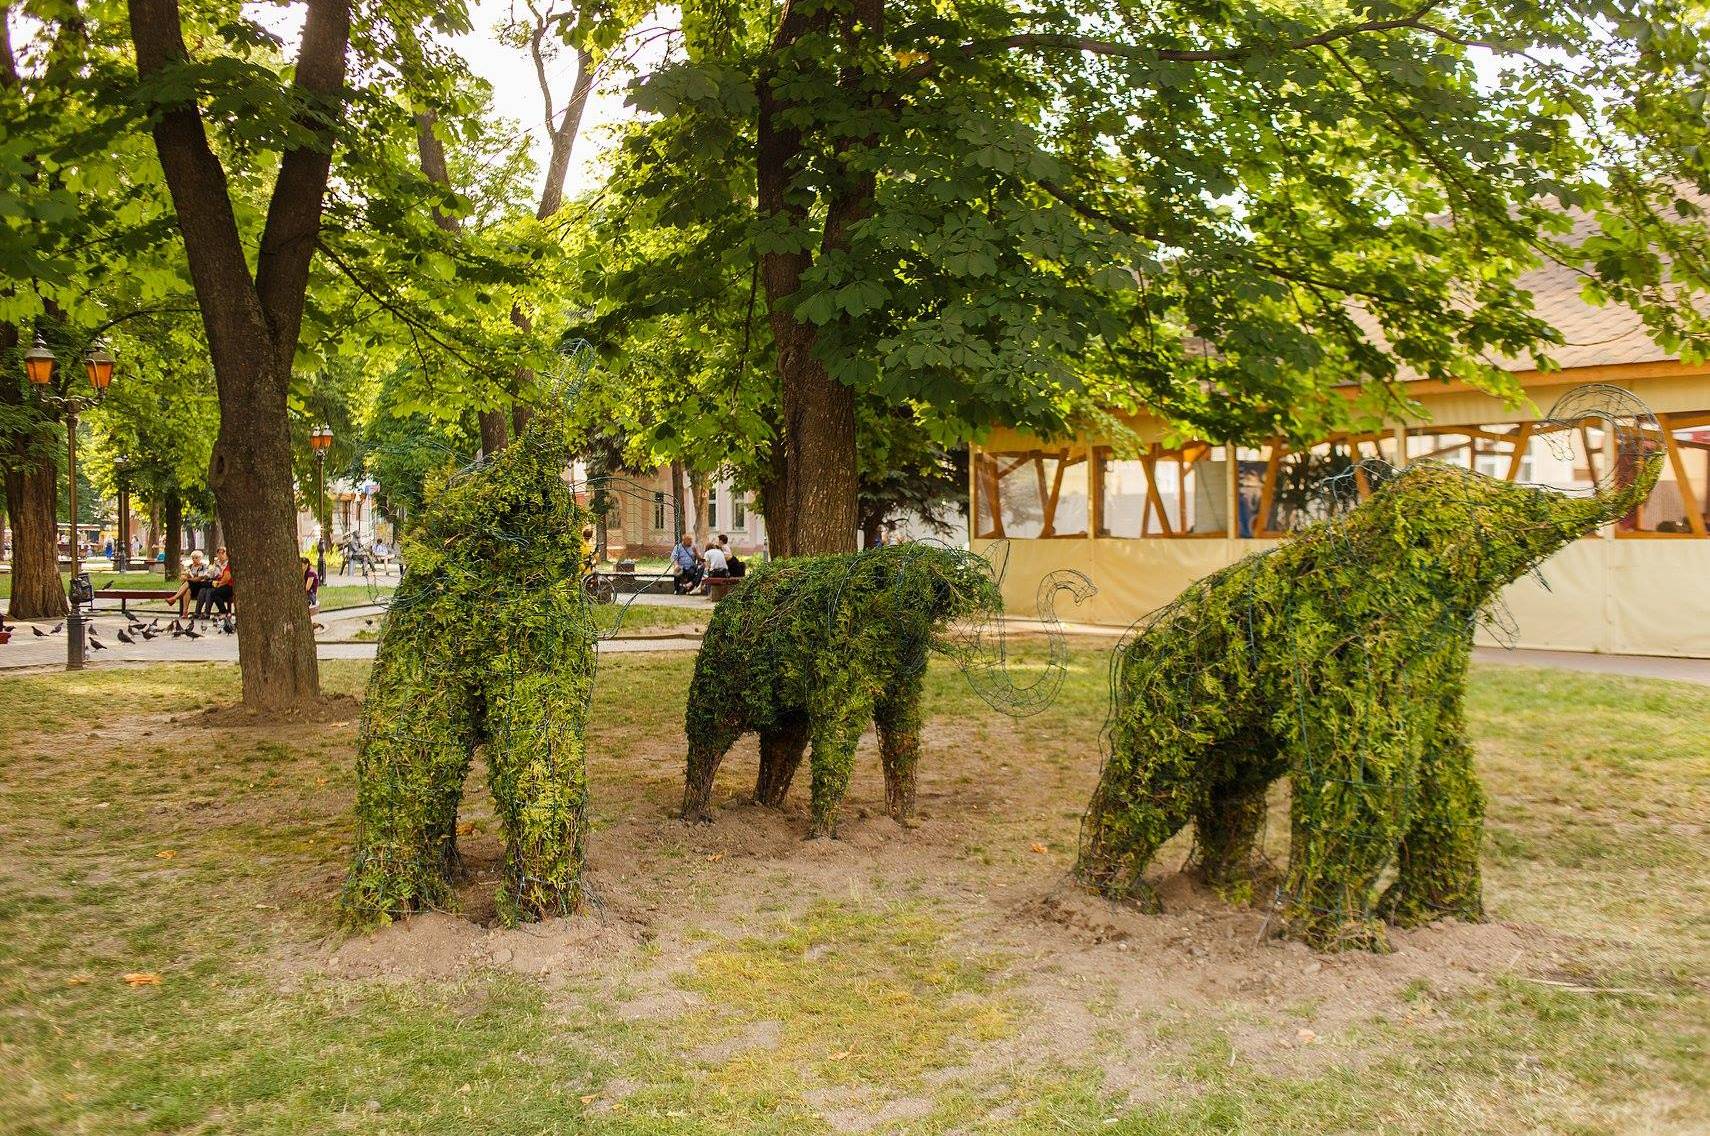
xmin=6 ymin=613 xmax=235 ymax=651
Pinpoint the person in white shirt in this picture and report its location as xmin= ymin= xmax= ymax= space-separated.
xmin=703 ymin=542 xmax=729 ymax=578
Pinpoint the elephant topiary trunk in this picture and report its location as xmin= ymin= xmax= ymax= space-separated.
xmin=1076 ymin=386 xmax=1662 ymax=951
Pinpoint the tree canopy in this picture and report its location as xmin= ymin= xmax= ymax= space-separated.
xmin=586 ymin=0 xmax=1710 ymax=552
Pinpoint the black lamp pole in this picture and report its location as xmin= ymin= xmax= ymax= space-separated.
xmin=23 ymin=333 xmax=115 ymax=670
xmin=309 ymin=425 xmax=332 ymax=583
xmin=113 ymin=456 xmax=131 ymax=573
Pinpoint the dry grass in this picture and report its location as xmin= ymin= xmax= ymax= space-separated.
xmin=1 ymin=648 xmax=1705 ymax=1135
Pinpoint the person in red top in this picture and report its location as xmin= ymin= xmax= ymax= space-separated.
xmin=194 ymin=547 xmax=234 ymax=625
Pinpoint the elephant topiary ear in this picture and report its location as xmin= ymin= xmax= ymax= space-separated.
xmin=1537 ymin=384 xmax=1662 ymax=497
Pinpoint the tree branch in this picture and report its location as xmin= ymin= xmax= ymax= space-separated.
xmin=128 ymin=0 xmax=261 ymax=379
xmin=907 ymin=1 xmax=1450 ymax=83
xmin=1038 ymin=179 xmax=1159 ymax=240
xmin=254 ymin=0 xmax=351 ymax=370
xmin=313 ymin=238 xmax=491 ymax=372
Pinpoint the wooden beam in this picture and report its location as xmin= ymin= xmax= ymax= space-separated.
xmin=1660 ymin=414 xmax=1708 ymax=537
xmin=1140 ymin=445 xmax=1173 ymax=537
xmin=1089 ymin=446 xmax=1105 ymax=538
xmin=1040 ymin=451 xmax=1068 ymax=538
xmin=1176 ymin=453 xmax=1188 ymax=532
xmin=1503 ymin=422 xmax=1532 ymax=482
xmin=979 ymin=453 xmax=1006 ymax=538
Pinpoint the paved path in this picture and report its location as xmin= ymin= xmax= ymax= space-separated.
xmin=1469 ymin=645 xmax=1710 ymax=685
xmin=5 ymin=610 xmax=1705 ymax=685
xmin=0 ymin=606 xmax=701 ymax=673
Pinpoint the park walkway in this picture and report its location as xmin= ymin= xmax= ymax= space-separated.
xmin=0 ymin=599 xmax=706 ymax=674
xmin=3 ymin=606 xmax=1706 ymax=684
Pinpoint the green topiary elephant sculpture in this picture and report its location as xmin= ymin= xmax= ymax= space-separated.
xmin=340 ymin=405 xmax=596 ymax=927
xmin=682 ymin=543 xmax=1095 ymax=837
xmin=1076 ymin=386 xmax=1662 ymax=951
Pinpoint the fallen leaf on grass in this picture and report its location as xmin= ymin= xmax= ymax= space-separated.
xmin=155 ymin=850 xmax=176 ymax=860
xmin=122 ymin=972 xmax=161 ymax=987
xmin=315 ymin=777 xmax=329 ymax=787
xmin=1030 ymin=842 xmax=1048 ymax=854
xmin=456 ymin=822 xmax=477 ymax=836
xmin=1295 ymin=1028 xmax=1318 ymax=1045
xmin=65 ymin=975 xmax=92 ymax=987
xmin=706 ymin=852 xmax=725 ymax=863
xmin=579 ymin=1095 xmax=597 ymax=1105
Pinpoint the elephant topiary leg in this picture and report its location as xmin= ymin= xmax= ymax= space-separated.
xmin=874 ymin=675 xmax=924 ymax=822
xmin=755 ymin=716 xmax=811 ymax=807
xmin=1076 ymin=715 xmax=1212 ymax=912
xmin=1378 ymin=709 xmax=1486 ymax=928
xmin=485 ymin=664 xmax=592 ymax=924
xmin=1191 ymin=775 xmax=1272 ymax=895
xmin=341 ymin=663 xmax=476 ymax=924
xmin=684 ymin=718 xmax=742 ymax=823
xmin=806 ymin=696 xmax=873 ymax=839
xmin=1280 ymin=702 xmax=1419 ymax=951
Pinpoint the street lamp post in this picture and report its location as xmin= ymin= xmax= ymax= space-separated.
xmin=24 ymin=333 xmax=116 ymax=670
xmin=309 ymin=424 xmax=333 ymax=583
xmin=113 ymin=455 xmax=130 ymax=573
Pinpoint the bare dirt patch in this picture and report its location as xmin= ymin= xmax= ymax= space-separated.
xmin=188 ymin=691 xmax=363 ymax=728
xmin=303 ymin=699 xmax=1550 ymax=1103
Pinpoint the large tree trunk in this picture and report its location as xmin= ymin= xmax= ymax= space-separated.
xmin=209 ymin=361 xmax=317 ymax=705
xmin=129 ymin=0 xmax=346 ymax=709
xmin=1 ymin=320 xmax=65 ymax=620
xmin=162 ymin=489 xmax=182 ymax=578
xmin=688 ymin=468 xmax=709 ymax=548
xmin=778 ymin=345 xmax=857 ymax=553
xmin=754 ymin=0 xmax=872 ymax=555
xmin=5 ymin=453 xmax=67 ymax=620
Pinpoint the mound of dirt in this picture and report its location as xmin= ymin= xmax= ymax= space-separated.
xmin=189 ymin=692 xmax=362 ymax=728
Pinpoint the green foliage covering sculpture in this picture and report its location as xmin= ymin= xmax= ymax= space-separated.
xmin=1076 ymin=387 xmax=1663 ymax=951
xmin=340 ymin=405 xmax=596 ymax=926
xmin=683 ymin=544 xmax=1095 ymax=836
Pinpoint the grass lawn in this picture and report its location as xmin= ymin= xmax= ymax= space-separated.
xmin=1 ymin=648 xmax=1705 ymax=1135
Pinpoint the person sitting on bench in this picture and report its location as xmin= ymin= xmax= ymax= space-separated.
xmin=194 ymin=547 xmax=234 ymax=624
xmin=671 ymin=533 xmax=704 ymax=594
xmin=716 ymin=533 xmax=745 ymax=578
xmin=168 ymin=550 xmax=210 ymax=618
xmin=703 ymin=539 xmax=729 ymax=581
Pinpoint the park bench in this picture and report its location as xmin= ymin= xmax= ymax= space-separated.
xmin=92 ymin=584 xmax=179 ymax=616
xmin=596 ymin=568 xmax=678 ymax=596
xmin=704 ymin=576 xmax=741 ymax=602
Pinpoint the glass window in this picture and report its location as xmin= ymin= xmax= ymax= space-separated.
xmin=975 ymin=450 xmax=1087 ymax=538
xmin=1099 ymin=457 xmax=1148 ymax=537
xmin=652 ymin=491 xmax=665 ymax=531
xmin=707 ymin=487 xmax=718 ymax=529
xmin=1096 ymin=449 xmax=1222 ymax=537
xmin=732 ymin=492 xmax=747 ymax=530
